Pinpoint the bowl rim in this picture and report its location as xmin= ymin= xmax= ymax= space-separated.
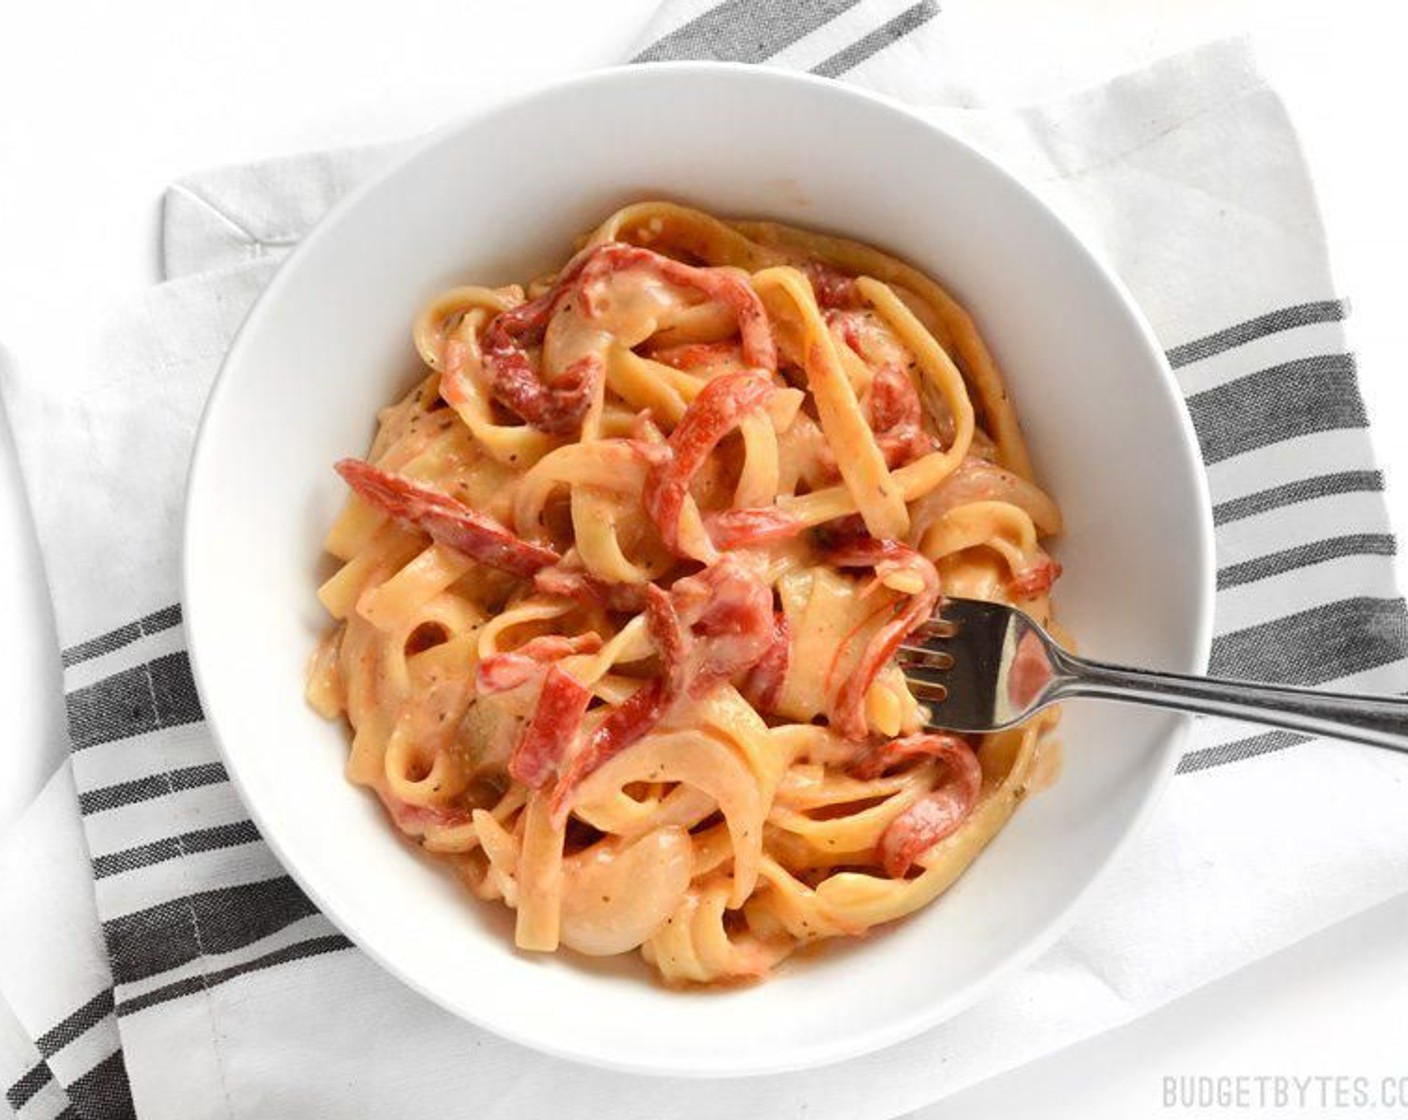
xmin=182 ymin=59 xmax=1217 ymax=1077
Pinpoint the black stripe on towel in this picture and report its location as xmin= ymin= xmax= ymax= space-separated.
xmin=65 ymin=1051 xmax=136 ymax=1120
xmin=1186 ymin=354 xmax=1367 ymax=466
xmin=1178 ymin=729 xmax=1308 ymax=773
xmin=103 ymin=876 xmax=319 ymax=986
xmin=117 ymin=934 xmax=353 ymax=1017
xmin=79 ymin=762 xmax=229 ymax=816
xmin=1209 ymin=597 xmax=1408 ymax=686
xmin=3 ymin=992 xmax=125 ymax=1117
xmin=811 ymin=0 xmax=939 ymax=77
xmin=35 ymin=990 xmax=115 ymax=1058
xmin=66 ymin=652 xmax=204 ymax=751
xmin=7 ymin=935 xmax=351 ymax=1115
xmin=6 ymin=1060 xmax=55 ymax=1111
xmin=1213 ymin=470 xmax=1383 ymax=526
xmin=92 ymin=820 xmax=262 ymax=880
xmin=632 ymin=0 xmax=859 ymax=63
xmin=61 ymin=605 xmax=183 ymax=669
xmin=1165 ymin=300 xmax=1346 ymax=369
xmin=1216 ymin=534 xmax=1396 ymax=591
xmin=7 ymin=1047 xmax=135 ymax=1120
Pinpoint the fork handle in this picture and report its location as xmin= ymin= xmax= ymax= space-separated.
xmin=1049 ymin=648 xmax=1408 ymax=753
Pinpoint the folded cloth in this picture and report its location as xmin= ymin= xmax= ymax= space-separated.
xmin=0 ymin=764 xmax=123 ymax=1120
xmin=4 ymin=8 xmax=1408 ymax=1118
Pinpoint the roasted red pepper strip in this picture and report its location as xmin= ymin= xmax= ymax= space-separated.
xmin=642 ymin=372 xmax=775 ymax=554
xmin=545 ymin=585 xmax=683 ymax=823
xmin=641 ymin=558 xmax=776 ymax=705
xmin=647 ymin=340 xmax=745 ymax=371
xmin=741 ymin=611 xmax=791 ymax=714
xmin=549 ymin=678 xmax=667 ymax=823
xmin=804 ymin=261 xmax=860 ymax=310
xmin=1009 ymin=556 xmax=1063 ymax=599
xmin=455 ymin=244 xmax=608 ymax=434
xmin=548 ymin=556 xmax=775 ymax=822
xmin=476 ymin=633 xmax=604 ymax=696
xmin=580 ymin=244 xmax=775 ymax=371
xmin=827 ymin=539 xmax=942 ymax=741
xmin=873 ymin=735 xmax=983 ymax=877
xmin=508 ymin=665 xmax=594 ymax=788
xmin=849 ymin=731 xmax=973 ymax=781
xmin=335 ymin=459 xmax=559 ymax=577
xmin=866 ymin=363 xmax=921 ymax=433
xmin=438 ymin=333 xmax=599 ymax=437
xmin=644 ymin=583 xmax=691 ymax=699
xmin=705 ymin=505 xmax=805 ymax=550
xmin=866 ymin=364 xmax=933 ymax=468
xmin=671 ymin=558 xmax=776 ymax=693
xmin=532 ymin=565 xmax=650 ymax=613
xmin=449 ymin=241 xmax=775 ymax=435
xmin=378 ymin=790 xmax=473 ymax=838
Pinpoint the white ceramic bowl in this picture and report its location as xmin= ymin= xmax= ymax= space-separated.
xmin=183 ymin=63 xmax=1214 ymax=1077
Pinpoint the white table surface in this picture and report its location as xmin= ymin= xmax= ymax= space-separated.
xmin=2 ymin=1 xmax=1405 ymax=1115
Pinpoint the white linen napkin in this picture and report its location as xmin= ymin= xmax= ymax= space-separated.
xmin=4 ymin=7 xmax=1408 ymax=1118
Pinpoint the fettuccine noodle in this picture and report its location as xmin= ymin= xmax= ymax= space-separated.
xmin=307 ymin=202 xmax=1065 ymax=984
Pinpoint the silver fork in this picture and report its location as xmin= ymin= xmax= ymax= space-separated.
xmin=897 ymin=597 xmax=1408 ymax=751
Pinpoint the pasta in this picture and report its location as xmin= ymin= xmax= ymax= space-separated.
xmin=307 ymin=202 xmax=1065 ymax=984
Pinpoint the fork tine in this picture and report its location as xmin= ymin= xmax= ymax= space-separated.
xmin=906 ymin=678 xmax=949 ymax=704
xmin=904 ymin=595 xmax=1060 ymax=733
xmin=896 ymin=645 xmax=955 ymax=670
xmin=916 ymin=617 xmax=958 ymax=640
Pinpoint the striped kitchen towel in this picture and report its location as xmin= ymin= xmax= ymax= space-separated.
xmin=3 ymin=11 xmax=1408 ymax=1120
